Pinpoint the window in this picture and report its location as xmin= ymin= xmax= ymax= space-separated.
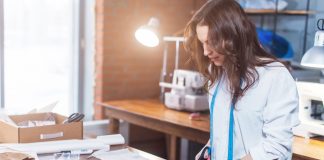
xmin=1 ymin=0 xmax=79 ymax=116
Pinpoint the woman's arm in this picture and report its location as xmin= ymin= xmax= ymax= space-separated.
xmin=248 ymin=69 xmax=300 ymax=160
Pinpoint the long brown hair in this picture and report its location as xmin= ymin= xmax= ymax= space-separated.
xmin=184 ymin=0 xmax=280 ymax=104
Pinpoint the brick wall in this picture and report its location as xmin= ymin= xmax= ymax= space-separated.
xmin=94 ymin=0 xmax=205 ymax=119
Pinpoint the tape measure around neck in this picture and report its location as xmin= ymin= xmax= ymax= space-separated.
xmin=209 ymin=79 xmax=235 ymax=160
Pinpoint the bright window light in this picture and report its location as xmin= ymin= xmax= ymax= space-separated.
xmin=3 ymin=0 xmax=76 ymax=115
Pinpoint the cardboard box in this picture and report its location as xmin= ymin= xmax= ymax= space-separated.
xmin=0 ymin=112 xmax=83 ymax=143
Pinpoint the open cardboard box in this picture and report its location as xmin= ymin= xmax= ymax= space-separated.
xmin=0 ymin=112 xmax=83 ymax=143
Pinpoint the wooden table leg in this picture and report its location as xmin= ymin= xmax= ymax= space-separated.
xmin=108 ymin=118 xmax=119 ymax=134
xmin=166 ymin=134 xmax=180 ymax=160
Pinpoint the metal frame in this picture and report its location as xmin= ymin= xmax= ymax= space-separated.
xmin=68 ymin=0 xmax=95 ymax=118
xmin=160 ymin=36 xmax=185 ymax=101
xmin=72 ymin=0 xmax=95 ymax=120
xmin=273 ymin=0 xmax=279 ymax=39
xmin=77 ymin=0 xmax=95 ymax=120
xmin=0 ymin=0 xmax=4 ymax=108
xmin=72 ymin=0 xmax=82 ymax=114
xmin=302 ymin=0 xmax=311 ymax=55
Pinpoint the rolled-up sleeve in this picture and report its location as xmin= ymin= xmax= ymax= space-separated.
xmin=249 ymin=68 xmax=300 ymax=160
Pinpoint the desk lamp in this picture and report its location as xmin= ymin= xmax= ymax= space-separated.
xmin=135 ymin=19 xmax=208 ymax=111
xmin=135 ymin=18 xmax=208 ymax=112
xmin=301 ymin=19 xmax=324 ymax=69
xmin=135 ymin=17 xmax=160 ymax=47
xmin=135 ymin=17 xmax=184 ymax=98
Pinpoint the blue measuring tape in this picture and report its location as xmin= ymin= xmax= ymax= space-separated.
xmin=209 ymin=78 xmax=236 ymax=160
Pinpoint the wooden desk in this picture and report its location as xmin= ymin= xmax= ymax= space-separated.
xmin=100 ymin=99 xmax=324 ymax=160
xmin=99 ymin=99 xmax=209 ymax=160
xmin=292 ymin=136 xmax=324 ymax=160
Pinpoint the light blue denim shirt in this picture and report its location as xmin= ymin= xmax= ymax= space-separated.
xmin=208 ymin=62 xmax=299 ymax=160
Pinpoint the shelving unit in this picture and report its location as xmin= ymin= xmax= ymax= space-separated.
xmin=245 ymin=9 xmax=315 ymax=15
xmin=244 ymin=0 xmax=314 ymax=58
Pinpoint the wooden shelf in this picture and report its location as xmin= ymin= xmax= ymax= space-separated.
xmin=245 ymin=9 xmax=315 ymax=15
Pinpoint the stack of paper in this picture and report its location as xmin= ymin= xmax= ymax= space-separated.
xmin=0 ymin=134 xmax=125 ymax=154
xmin=91 ymin=148 xmax=149 ymax=160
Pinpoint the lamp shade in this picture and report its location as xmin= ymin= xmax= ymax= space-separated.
xmin=301 ymin=46 xmax=324 ymax=68
xmin=301 ymin=29 xmax=324 ymax=69
xmin=135 ymin=17 xmax=160 ymax=47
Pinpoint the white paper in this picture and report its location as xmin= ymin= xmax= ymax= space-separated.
xmin=0 ymin=134 xmax=125 ymax=154
xmin=28 ymin=101 xmax=58 ymax=113
xmin=1 ymin=139 xmax=108 ymax=154
xmin=96 ymin=134 xmax=125 ymax=145
xmin=92 ymin=148 xmax=149 ymax=160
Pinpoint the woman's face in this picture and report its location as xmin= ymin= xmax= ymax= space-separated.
xmin=196 ymin=25 xmax=225 ymax=66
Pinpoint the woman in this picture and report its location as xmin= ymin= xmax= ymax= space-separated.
xmin=184 ymin=0 xmax=299 ymax=160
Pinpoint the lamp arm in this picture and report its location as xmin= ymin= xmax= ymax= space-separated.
xmin=175 ymin=41 xmax=180 ymax=69
xmin=159 ymin=43 xmax=169 ymax=101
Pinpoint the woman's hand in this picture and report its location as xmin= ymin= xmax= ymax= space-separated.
xmin=241 ymin=153 xmax=253 ymax=160
xmin=195 ymin=148 xmax=208 ymax=160
xmin=195 ymin=140 xmax=210 ymax=160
